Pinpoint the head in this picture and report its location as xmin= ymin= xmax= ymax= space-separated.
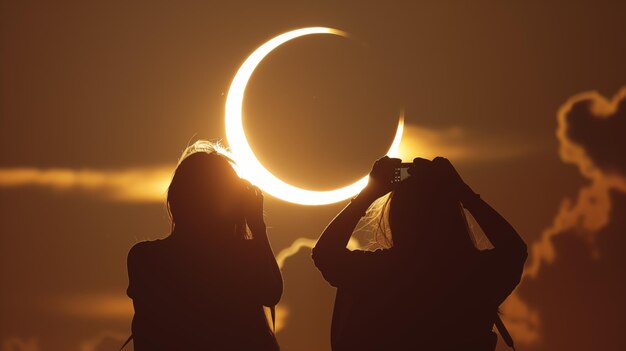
xmin=370 ymin=158 xmax=477 ymax=259
xmin=166 ymin=140 xmax=249 ymax=239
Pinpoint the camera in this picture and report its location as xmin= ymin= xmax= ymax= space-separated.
xmin=393 ymin=163 xmax=413 ymax=183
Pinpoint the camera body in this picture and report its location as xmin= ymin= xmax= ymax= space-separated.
xmin=393 ymin=163 xmax=414 ymax=183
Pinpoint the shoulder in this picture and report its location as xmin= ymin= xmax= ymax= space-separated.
xmin=127 ymin=239 xmax=165 ymax=265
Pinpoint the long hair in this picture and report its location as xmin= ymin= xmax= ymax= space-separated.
xmin=364 ymin=172 xmax=478 ymax=256
xmin=166 ymin=140 xmax=251 ymax=240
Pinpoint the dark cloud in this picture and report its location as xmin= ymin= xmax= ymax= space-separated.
xmin=564 ymin=89 xmax=626 ymax=176
xmin=526 ymin=88 xmax=626 ymax=279
xmin=519 ymin=191 xmax=626 ymax=351
xmin=495 ymin=88 xmax=626 ymax=350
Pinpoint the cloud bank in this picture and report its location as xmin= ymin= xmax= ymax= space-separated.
xmin=0 ymin=166 xmax=173 ymax=202
xmin=527 ymin=87 xmax=626 ymax=278
xmin=503 ymin=87 xmax=626 ymax=347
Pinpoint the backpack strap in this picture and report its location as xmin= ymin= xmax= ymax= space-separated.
xmin=119 ymin=334 xmax=133 ymax=351
xmin=495 ymin=313 xmax=515 ymax=350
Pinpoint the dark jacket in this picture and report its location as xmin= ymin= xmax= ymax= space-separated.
xmin=312 ymin=245 xmax=526 ymax=350
xmin=127 ymin=235 xmax=280 ymax=351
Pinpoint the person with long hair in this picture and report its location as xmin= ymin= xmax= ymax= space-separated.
xmin=313 ymin=156 xmax=527 ymax=350
xmin=125 ymin=140 xmax=283 ymax=350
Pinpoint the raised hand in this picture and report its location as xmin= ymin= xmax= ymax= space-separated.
xmin=431 ymin=156 xmax=477 ymax=203
xmin=360 ymin=156 xmax=402 ymax=201
xmin=241 ymin=180 xmax=265 ymax=232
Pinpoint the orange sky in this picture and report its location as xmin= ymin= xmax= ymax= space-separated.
xmin=1 ymin=1 xmax=626 ymax=350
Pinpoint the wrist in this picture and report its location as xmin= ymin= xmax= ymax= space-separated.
xmin=354 ymin=191 xmax=377 ymax=205
xmin=349 ymin=193 xmax=375 ymax=216
xmin=357 ymin=184 xmax=385 ymax=202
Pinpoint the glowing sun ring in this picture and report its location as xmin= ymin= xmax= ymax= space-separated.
xmin=224 ymin=27 xmax=404 ymax=205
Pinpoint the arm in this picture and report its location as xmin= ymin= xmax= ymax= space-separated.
xmin=247 ymin=224 xmax=283 ymax=307
xmin=242 ymin=183 xmax=283 ymax=307
xmin=313 ymin=193 xmax=374 ymax=255
xmin=315 ymin=156 xmax=400 ymax=253
xmin=433 ymin=157 xmax=527 ymax=303
xmin=312 ymin=156 xmax=400 ymax=286
xmin=432 ymin=156 xmax=527 ymax=257
xmin=462 ymin=193 xmax=527 ymax=256
xmin=126 ymin=241 xmax=148 ymax=300
xmin=463 ymin=192 xmax=528 ymax=303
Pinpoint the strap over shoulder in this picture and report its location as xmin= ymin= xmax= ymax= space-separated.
xmin=119 ymin=334 xmax=133 ymax=351
xmin=495 ymin=313 xmax=515 ymax=350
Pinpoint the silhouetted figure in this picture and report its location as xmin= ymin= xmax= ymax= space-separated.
xmin=313 ymin=156 xmax=527 ymax=350
xmin=125 ymin=141 xmax=282 ymax=350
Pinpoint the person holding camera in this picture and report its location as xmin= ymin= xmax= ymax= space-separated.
xmin=313 ymin=156 xmax=527 ymax=350
xmin=125 ymin=141 xmax=283 ymax=350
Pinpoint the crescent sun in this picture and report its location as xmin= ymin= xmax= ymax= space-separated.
xmin=224 ymin=27 xmax=404 ymax=205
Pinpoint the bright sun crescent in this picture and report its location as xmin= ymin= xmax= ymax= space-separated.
xmin=224 ymin=27 xmax=404 ymax=205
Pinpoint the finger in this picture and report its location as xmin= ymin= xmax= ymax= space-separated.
xmin=432 ymin=157 xmax=451 ymax=168
xmin=413 ymin=157 xmax=431 ymax=168
xmin=376 ymin=156 xmax=400 ymax=167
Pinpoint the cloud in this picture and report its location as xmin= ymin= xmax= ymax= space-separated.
xmin=397 ymin=124 xmax=530 ymax=162
xmin=276 ymin=238 xmax=317 ymax=269
xmin=0 ymin=166 xmax=174 ymax=202
xmin=78 ymin=331 xmax=128 ymax=351
xmin=518 ymin=209 xmax=626 ymax=351
xmin=276 ymin=237 xmax=361 ymax=269
xmin=1 ymin=94 xmax=611 ymax=349
xmin=57 ymin=297 xmax=291 ymax=344
xmin=502 ymin=87 xmax=626 ymax=347
xmin=563 ymin=89 xmax=626 ymax=177
xmin=0 ymin=124 xmax=529 ymax=205
xmin=263 ymin=305 xmax=289 ymax=333
xmin=52 ymin=231 xmax=359 ymax=339
xmin=271 ymin=236 xmax=362 ymax=336
xmin=499 ymin=292 xmax=541 ymax=345
xmin=55 ymin=293 xmax=133 ymax=320
xmin=1 ymin=338 xmax=39 ymax=351
xmin=55 ymin=292 xmax=291 ymax=336
xmin=526 ymin=87 xmax=626 ymax=278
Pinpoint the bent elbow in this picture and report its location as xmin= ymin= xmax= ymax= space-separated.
xmin=311 ymin=247 xmax=335 ymax=282
xmin=261 ymin=285 xmax=283 ymax=307
xmin=512 ymin=245 xmax=528 ymax=286
xmin=311 ymin=245 xmax=322 ymax=265
xmin=311 ymin=245 xmax=330 ymax=272
xmin=504 ymin=234 xmax=528 ymax=266
xmin=516 ymin=241 xmax=529 ymax=265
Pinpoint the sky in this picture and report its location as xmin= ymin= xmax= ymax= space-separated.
xmin=1 ymin=0 xmax=626 ymax=350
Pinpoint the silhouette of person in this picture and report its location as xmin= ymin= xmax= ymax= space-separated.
xmin=125 ymin=141 xmax=283 ymax=351
xmin=313 ymin=156 xmax=527 ymax=350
